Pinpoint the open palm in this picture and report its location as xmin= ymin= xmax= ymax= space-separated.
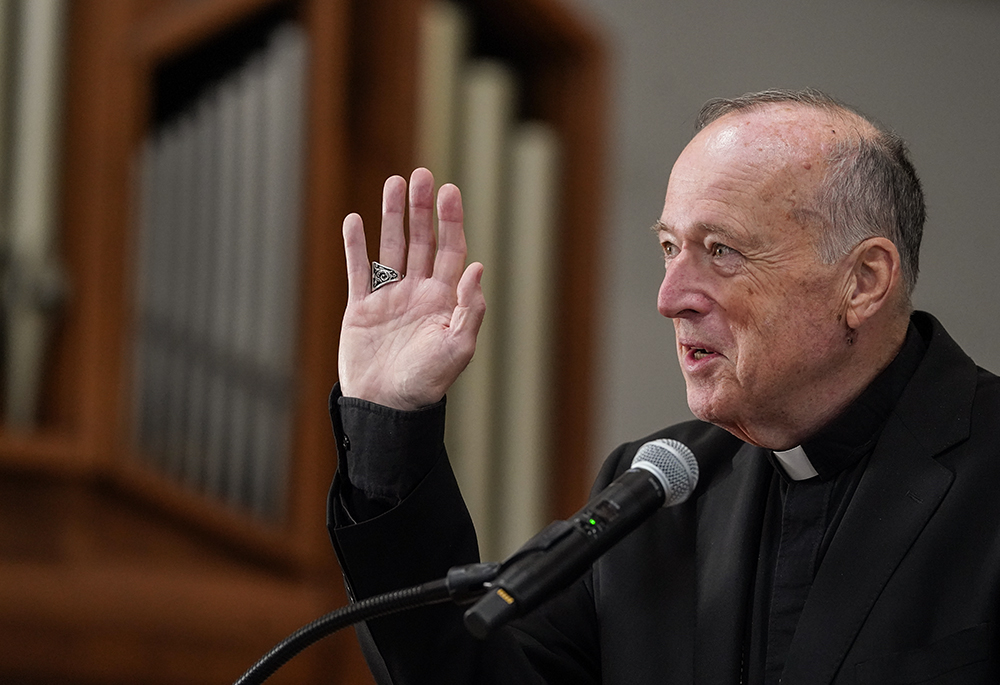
xmin=338 ymin=168 xmax=485 ymax=410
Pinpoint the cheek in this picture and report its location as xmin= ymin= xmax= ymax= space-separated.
xmin=727 ymin=282 xmax=786 ymax=341
xmin=746 ymin=265 xmax=841 ymax=325
xmin=730 ymin=279 xmax=839 ymax=372
xmin=726 ymin=265 xmax=789 ymax=317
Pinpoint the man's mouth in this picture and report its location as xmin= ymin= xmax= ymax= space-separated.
xmin=684 ymin=343 xmax=721 ymax=361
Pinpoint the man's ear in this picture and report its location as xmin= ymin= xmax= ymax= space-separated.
xmin=845 ymin=237 xmax=901 ymax=330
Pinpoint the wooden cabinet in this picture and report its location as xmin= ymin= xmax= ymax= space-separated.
xmin=0 ymin=0 xmax=604 ymax=682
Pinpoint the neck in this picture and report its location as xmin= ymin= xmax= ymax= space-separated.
xmin=742 ymin=312 xmax=910 ymax=450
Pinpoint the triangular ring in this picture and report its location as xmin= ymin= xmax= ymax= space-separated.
xmin=371 ymin=261 xmax=402 ymax=292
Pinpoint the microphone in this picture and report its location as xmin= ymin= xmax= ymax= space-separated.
xmin=463 ymin=438 xmax=698 ymax=639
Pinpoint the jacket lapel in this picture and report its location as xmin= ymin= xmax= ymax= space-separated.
xmin=780 ymin=416 xmax=954 ymax=684
xmin=780 ymin=313 xmax=976 ymax=684
xmin=695 ymin=443 xmax=772 ymax=683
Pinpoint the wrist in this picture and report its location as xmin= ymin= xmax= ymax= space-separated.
xmin=338 ymin=377 xmax=438 ymax=412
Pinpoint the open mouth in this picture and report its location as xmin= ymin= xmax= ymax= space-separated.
xmin=684 ymin=344 xmax=720 ymax=361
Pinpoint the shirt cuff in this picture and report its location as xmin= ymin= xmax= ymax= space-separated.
xmin=330 ymin=383 xmax=447 ymax=519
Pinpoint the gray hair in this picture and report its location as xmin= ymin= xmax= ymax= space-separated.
xmin=696 ymin=88 xmax=924 ymax=298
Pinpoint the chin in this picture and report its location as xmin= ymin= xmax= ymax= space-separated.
xmin=686 ymin=389 xmax=749 ymax=436
xmin=686 ymin=390 xmax=728 ymax=426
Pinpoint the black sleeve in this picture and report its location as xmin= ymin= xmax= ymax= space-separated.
xmin=328 ymin=383 xmax=447 ymax=522
xmin=326 ymin=383 xmax=602 ymax=684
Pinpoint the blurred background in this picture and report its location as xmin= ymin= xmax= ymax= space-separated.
xmin=0 ymin=0 xmax=996 ymax=683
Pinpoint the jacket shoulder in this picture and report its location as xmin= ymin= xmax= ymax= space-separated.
xmin=593 ymin=420 xmax=746 ymax=494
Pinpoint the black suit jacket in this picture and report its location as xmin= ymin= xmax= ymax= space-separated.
xmin=329 ymin=312 xmax=1000 ymax=684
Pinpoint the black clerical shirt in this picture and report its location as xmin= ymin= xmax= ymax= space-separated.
xmin=745 ymin=323 xmax=927 ymax=684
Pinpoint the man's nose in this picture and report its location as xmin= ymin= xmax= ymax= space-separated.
xmin=657 ymin=251 xmax=712 ymax=319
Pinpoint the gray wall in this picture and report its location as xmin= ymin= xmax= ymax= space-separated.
xmin=562 ymin=0 xmax=1000 ymax=469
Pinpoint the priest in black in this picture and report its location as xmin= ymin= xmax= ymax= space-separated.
xmin=328 ymin=89 xmax=1000 ymax=684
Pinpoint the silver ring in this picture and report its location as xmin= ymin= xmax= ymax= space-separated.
xmin=371 ymin=261 xmax=402 ymax=292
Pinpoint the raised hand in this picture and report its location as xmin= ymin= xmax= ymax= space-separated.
xmin=338 ymin=168 xmax=486 ymax=410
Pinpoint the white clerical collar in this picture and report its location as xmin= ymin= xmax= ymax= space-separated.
xmin=773 ymin=445 xmax=819 ymax=481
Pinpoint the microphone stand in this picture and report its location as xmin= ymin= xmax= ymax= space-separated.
xmin=235 ymin=438 xmax=696 ymax=684
xmin=232 ymin=562 xmax=500 ymax=685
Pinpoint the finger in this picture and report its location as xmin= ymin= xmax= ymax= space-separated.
xmin=407 ymin=168 xmax=436 ymax=278
xmin=379 ymin=175 xmax=407 ymax=271
xmin=450 ymin=262 xmax=486 ymax=357
xmin=434 ymin=183 xmax=467 ymax=287
xmin=343 ymin=212 xmax=370 ymax=302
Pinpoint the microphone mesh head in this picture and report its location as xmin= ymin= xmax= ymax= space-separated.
xmin=631 ymin=439 xmax=699 ymax=507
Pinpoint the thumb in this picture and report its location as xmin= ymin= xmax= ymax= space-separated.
xmin=452 ymin=262 xmax=486 ymax=345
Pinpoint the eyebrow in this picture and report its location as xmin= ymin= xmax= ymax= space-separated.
xmin=650 ymin=219 xmax=752 ymax=247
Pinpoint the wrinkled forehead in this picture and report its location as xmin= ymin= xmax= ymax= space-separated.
xmin=663 ymin=104 xmax=870 ymax=227
xmin=661 ymin=104 xmax=870 ymax=243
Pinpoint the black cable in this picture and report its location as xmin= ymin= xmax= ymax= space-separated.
xmin=233 ymin=562 xmax=500 ymax=685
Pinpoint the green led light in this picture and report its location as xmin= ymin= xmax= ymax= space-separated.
xmin=589 ymin=518 xmax=597 ymax=526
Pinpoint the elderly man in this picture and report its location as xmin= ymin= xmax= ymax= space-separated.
xmin=328 ymin=90 xmax=1000 ymax=684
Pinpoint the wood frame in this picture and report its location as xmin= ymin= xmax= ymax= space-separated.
xmin=347 ymin=0 xmax=607 ymax=520
xmin=0 ymin=0 xmax=604 ymax=681
xmin=0 ymin=1 xmax=362 ymax=682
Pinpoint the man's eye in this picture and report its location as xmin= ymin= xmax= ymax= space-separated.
xmin=662 ymin=243 xmax=678 ymax=258
xmin=712 ymin=243 xmax=734 ymax=257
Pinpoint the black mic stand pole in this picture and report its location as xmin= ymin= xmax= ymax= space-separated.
xmin=232 ymin=562 xmax=499 ymax=685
